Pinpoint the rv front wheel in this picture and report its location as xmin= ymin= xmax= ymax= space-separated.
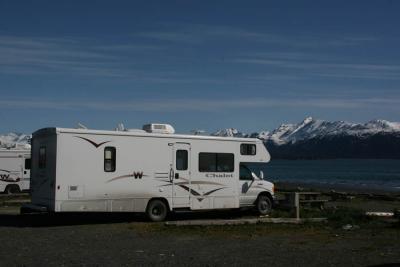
xmin=256 ymin=195 xmax=272 ymax=216
xmin=146 ymin=199 xmax=168 ymax=222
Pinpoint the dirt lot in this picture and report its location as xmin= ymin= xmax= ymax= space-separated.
xmin=0 ymin=208 xmax=399 ymax=267
xmin=0 ymin=192 xmax=399 ymax=267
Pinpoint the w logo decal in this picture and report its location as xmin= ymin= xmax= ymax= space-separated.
xmin=133 ymin=172 xmax=143 ymax=179
xmin=106 ymin=171 xmax=148 ymax=183
xmin=0 ymin=174 xmax=10 ymax=180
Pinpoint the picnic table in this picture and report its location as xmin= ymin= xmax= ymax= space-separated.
xmin=279 ymin=191 xmax=328 ymax=219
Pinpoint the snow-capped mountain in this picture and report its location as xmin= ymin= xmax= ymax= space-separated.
xmin=260 ymin=117 xmax=400 ymax=145
xmin=212 ymin=117 xmax=400 ymax=145
xmin=211 ymin=128 xmax=247 ymax=138
xmin=0 ymin=133 xmax=31 ymax=149
xmin=212 ymin=117 xmax=400 ymax=159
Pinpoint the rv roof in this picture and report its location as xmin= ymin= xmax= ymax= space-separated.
xmin=33 ymin=127 xmax=261 ymax=143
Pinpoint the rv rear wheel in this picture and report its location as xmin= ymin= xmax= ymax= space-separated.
xmin=146 ymin=199 xmax=168 ymax=222
xmin=5 ymin=185 xmax=20 ymax=194
xmin=256 ymin=195 xmax=272 ymax=216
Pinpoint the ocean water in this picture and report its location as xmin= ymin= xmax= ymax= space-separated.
xmin=264 ymin=159 xmax=400 ymax=192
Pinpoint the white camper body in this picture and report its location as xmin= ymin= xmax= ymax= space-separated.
xmin=0 ymin=149 xmax=31 ymax=193
xmin=28 ymin=127 xmax=274 ymax=220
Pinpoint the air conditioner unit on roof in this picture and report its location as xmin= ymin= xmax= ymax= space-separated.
xmin=142 ymin=123 xmax=175 ymax=134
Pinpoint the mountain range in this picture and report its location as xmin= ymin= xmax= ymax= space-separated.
xmin=212 ymin=117 xmax=400 ymax=143
xmin=212 ymin=117 xmax=400 ymax=159
xmin=2 ymin=117 xmax=400 ymax=158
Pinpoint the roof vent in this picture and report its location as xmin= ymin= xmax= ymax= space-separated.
xmin=142 ymin=123 xmax=175 ymax=134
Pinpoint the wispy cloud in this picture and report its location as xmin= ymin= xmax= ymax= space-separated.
xmin=1 ymin=97 xmax=399 ymax=112
xmin=0 ymin=36 xmax=112 ymax=75
xmin=94 ymin=44 xmax=163 ymax=52
xmin=0 ymin=28 xmax=387 ymax=83
xmin=0 ymin=35 xmax=249 ymax=83
xmin=0 ymin=35 xmax=167 ymax=78
xmin=233 ymin=53 xmax=400 ymax=80
xmin=140 ymin=24 xmax=378 ymax=47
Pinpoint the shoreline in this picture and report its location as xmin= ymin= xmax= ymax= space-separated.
xmin=274 ymin=180 xmax=400 ymax=196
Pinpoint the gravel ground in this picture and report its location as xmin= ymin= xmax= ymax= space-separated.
xmin=0 ymin=211 xmax=399 ymax=267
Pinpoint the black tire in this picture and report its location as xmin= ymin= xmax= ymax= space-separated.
xmin=146 ymin=199 xmax=168 ymax=222
xmin=256 ymin=195 xmax=272 ymax=216
xmin=5 ymin=185 xmax=20 ymax=194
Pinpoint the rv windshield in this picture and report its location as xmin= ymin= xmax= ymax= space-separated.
xmin=240 ymin=162 xmax=269 ymax=180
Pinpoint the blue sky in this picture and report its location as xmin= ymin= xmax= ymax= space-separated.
xmin=0 ymin=0 xmax=399 ymax=134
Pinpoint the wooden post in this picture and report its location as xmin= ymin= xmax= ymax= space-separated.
xmin=295 ymin=192 xmax=300 ymax=220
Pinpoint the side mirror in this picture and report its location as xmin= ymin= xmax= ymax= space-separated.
xmin=259 ymin=171 xmax=264 ymax=179
xmin=251 ymin=172 xmax=257 ymax=181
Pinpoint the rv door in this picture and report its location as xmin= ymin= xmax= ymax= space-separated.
xmin=22 ymin=156 xmax=31 ymax=191
xmin=171 ymin=143 xmax=191 ymax=208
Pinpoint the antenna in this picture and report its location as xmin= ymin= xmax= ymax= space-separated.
xmin=77 ymin=123 xmax=88 ymax=129
xmin=191 ymin=129 xmax=206 ymax=135
xmin=115 ymin=123 xmax=126 ymax=131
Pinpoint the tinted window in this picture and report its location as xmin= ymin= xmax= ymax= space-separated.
xmin=104 ymin=147 xmax=116 ymax=172
xmin=199 ymin=153 xmax=234 ymax=172
xmin=217 ymin=153 xmax=234 ymax=172
xmin=176 ymin=150 xmax=188 ymax=170
xmin=25 ymin=158 xmax=31 ymax=170
xmin=240 ymin=164 xmax=253 ymax=180
xmin=199 ymin=153 xmax=216 ymax=172
xmin=39 ymin=147 xmax=46 ymax=169
xmin=240 ymin=144 xmax=256 ymax=155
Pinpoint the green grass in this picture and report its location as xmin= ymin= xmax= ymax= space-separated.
xmin=129 ymin=221 xmax=330 ymax=240
xmin=325 ymin=207 xmax=370 ymax=227
xmin=127 ymin=205 xmax=398 ymax=239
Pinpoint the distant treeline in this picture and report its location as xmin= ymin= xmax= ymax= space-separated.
xmin=265 ymin=133 xmax=400 ymax=159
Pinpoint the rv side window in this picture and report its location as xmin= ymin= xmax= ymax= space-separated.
xmin=240 ymin=144 xmax=256 ymax=155
xmin=217 ymin=153 xmax=234 ymax=172
xmin=199 ymin=153 xmax=234 ymax=172
xmin=39 ymin=147 xmax=46 ymax=169
xmin=199 ymin=153 xmax=216 ymax=172
xmin=25 ymin=158 xmax=31 ymax=170
xmin=104 ymin=147 xmax=116 ymax=172
xmin=176 ymin=150 xmax=188 ymax=170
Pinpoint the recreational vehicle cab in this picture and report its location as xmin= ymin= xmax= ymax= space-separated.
xmin=0 ymin=149 xmax=31 ymax=194
xmin=24 ymin=124 xmax=274 ymax=221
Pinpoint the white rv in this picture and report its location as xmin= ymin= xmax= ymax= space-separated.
xmin=0 ymin=149 xmax=31 ymax=194
xmin=24 ymin=124 xmax=274 ymax=221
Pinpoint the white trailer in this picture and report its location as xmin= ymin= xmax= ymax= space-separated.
xmin=24 ymin=124 xmax=274 ymax=221
xmin=0 ymin=149 xmax=31 ymax=194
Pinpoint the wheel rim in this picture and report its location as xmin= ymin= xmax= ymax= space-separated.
xmin=152 ymin=205 xmax=163 ymax=217
xmin=259 ymin=200 xmax=270 ymax=212
xmin=260 ymin=201 xmax=267 ymax=211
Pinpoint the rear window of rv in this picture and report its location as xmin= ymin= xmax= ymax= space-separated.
xmin=39 ymin=147 xmax=46 ymax=169
xmin=25 ymin=158 xmax=31 ymax=170
xmin=104 ymin=147 xmax=116 ymax=172
xmin=199 ymin=153 xmax=234 ymax=172
xmin=240 ymin=144 xmax=256 ymax=155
